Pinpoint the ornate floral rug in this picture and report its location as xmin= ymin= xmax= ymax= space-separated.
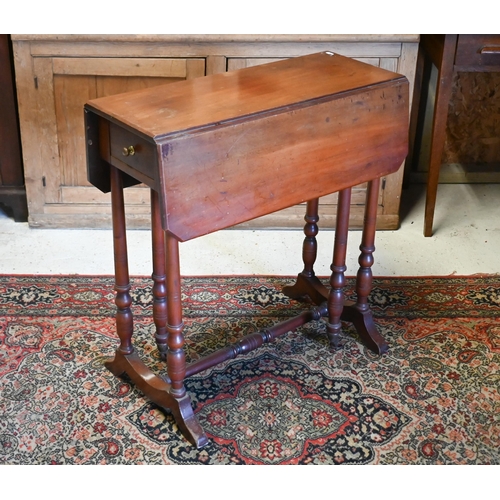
xmin=0 ymin=274 xmax=499 ymax=464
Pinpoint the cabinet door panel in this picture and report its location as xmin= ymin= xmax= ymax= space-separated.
xmin=53 ymin=57 xmax=196 ymax=77
xmin=54 ymin=75 xmax=97 ymax=187
xmin=227 ymin=58 xmax=285 ymax=71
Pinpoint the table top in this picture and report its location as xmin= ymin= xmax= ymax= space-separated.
xmin=86 ymin=52 xmax=409 ymax=241
xmin=86 ymin=52 xmax=405 ymax=141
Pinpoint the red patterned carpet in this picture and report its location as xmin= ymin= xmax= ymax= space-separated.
xmin=0 ymin=275 xmax=499 ymax=464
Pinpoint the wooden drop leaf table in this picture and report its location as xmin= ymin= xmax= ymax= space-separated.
xmin=84 ymin=52 xmax=409 ymax=448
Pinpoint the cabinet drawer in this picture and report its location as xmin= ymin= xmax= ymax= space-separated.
xmin=455 ymin=35 xmax=500 ymax=69
xmin=109 ymin=123 xmax=157 ymax=184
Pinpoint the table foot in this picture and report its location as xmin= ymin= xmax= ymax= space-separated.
xmin=283 ymin=272 xmax=388 ymax=354
xmin=283 ymin=272 xmax=327 ymax=305
xmin=105 ymin=349 xmax=208 ymax=449
xmin=340 ymin=305 xmax=388 ymax=354
xmin=326 ymin=321 xmax=343 ymax=350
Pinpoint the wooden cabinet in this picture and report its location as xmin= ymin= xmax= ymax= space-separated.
xmin=0 ymin=35 xmax=28 ymax=222
xmin=12 ymin=35 xmax=418 ymax=230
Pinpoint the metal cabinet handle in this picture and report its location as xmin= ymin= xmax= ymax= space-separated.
xmin=480 ymin=46 xmax=500 ymax=55
xmin=122 ymin=145 xmax=135 ymax=156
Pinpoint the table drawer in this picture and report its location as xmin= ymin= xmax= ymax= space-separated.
xmin=455 ymin=35 xmax=500 ymax=69
xmin=109 ymin=122 xmax=157 ymax=183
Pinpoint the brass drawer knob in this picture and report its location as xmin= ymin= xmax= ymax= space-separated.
xmin=122 ymin=145 xmax=135 ymax=156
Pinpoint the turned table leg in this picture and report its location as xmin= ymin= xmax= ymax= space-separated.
xmin=356 ymin=178 xmax=380 ymax=315
xmin=327 ymin=188 xmax=351 ymax=348
xmin=282 ymin=198 xmax=328 ymax=304
xmin=108 ymin=166 xmax=133 ymax=360
xmin=339 ymin=178 xmax=388 ymax=354
xmin=301 ymin=198 xmax=319 ymax=280
xmin=282 ymin=180 xmax=388 ymax=354
xmin=151 ymin=190 xmax=168 ymax=360
xmin=104 ymin=171 xmax=207 ymax=448
xmin=164 ymin=233 xmax=187 ymax=398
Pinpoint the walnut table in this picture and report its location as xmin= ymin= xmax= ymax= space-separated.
xmin=85 ymin=52 xmax=409 ymax=448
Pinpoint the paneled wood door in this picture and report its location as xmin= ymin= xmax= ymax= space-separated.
xmin=14 ymin=52 xmax=205 ymax=227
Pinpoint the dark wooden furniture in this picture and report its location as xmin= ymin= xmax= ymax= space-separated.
xmin=85 ymin=52 xmax=409 ymax=447
xmin=411 ymin=35 xmax=500 ymax=237
xmin=0 ymin=35 xmax=28 ymax=222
